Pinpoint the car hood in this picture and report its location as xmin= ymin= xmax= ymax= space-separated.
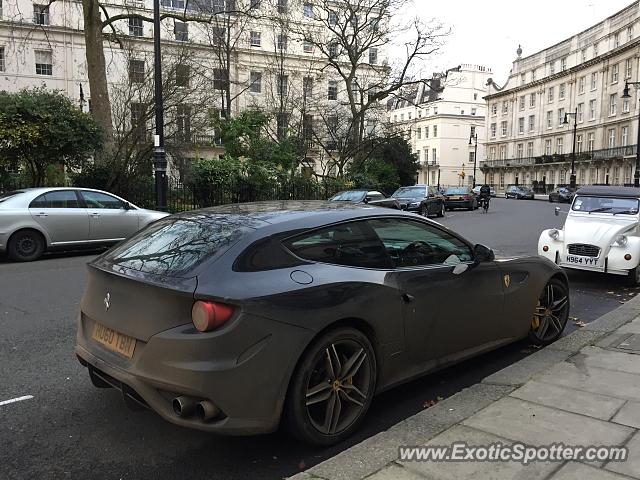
xmin=563 ymin=214 xmax=638 ymax=246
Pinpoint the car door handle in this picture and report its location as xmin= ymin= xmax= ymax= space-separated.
xmin=90 ymin=212 xmax=100 ymax=217
xmin=35 ymin=212 xmax=48 ymax=217
xmin=402 ymin=293 xmax=415 ymax=303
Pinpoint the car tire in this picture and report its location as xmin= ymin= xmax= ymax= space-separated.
xmin=548 ymin=197 xmax=553 ymax=203
xmin=528 ymin=278 xmax=570 ymax=346
xmin=436 ymin=203 xmax=445 ymax=218
xmin=285 ymin=327 xmax=377 ymax=446
xmin=420 ymin=204 xmax=428 ymax=217
xmin=627 ymin=267 xmax=640 ymax=287
xmin=7 ymin=229 xmax=45 ymax=262
xmin=467 ymin=202 xmax=473 ymax=211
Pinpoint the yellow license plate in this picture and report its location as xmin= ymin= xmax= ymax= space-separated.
xmin=92 ymin=322 xmax=136 ymax=358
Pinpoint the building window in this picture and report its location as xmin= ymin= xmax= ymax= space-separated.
xmin=129 ymin=17 xmax=143 ymax=37
xmin=249 ymin=0 xmax=260 ymax=8
xmin=469 ymin=151 xmax=476 ymax=163
xmin=34 ymin=49 xmax=52 ymax=75
xmin=550 ymin=61 xmax=555 ymax=75
xmin=622 ymin=126 xmax=629 ymax=146
xmin=277 ymin=74 xmax=288 ymax=96
xmin=545 ymin=139 xmax=552 ymax=155
xmin=489 ymin=147 xmax=496 ymax=160
xmin=277 ymin=34 xmax=287 ymax=50
xmin=424 ymin=149 xmax=428 ymax=161
xmin=548 ymin=87 xmax=554 ymax=103
xmin=577 ymin=103 xmax=584 ymax=123
xmin=527 ymin=142 xmax=533 ymax=157
xmin=130 ymin=103 xmax=146 ymax=140
xmin=628 ymin=25 xmax=634 ymax=42
xmin=328 ymin=42 xmax=338 ymax=58
xmin=33 ymin=4 xmax=49 ymax=25
xmin=577 ymin=135 xmax=583 ymax=153
xmin=608 ymin=129 xmax=616 ymax=148
xmin=561 ymin=57 xmax=567 ymax=71
xmin=277 ymin=113 xmax=289 ymax=139
xmin=590 ymin=168 xmax=597 ymax=184
xmin=327 ymin=80 xmax=338 ymax=100
xmin=546 ymin=111 xmax=552 ymax=129
xmin=516 ymin=143 xmax=523 ymax=158
xmin=0 ymin=47 xmax=4 ymax=72
xmin=432 ymin=148 xmax=437 ymax=162
xmin=499 ymin=145 xmax=506 ymax=160
xmin=593 ymin=42 xmax=598 ymax=57
xmin=614 ymin=32 xmax=620 ymax=48
xmin=499 ymin=172 xmax=505 ymax=188
xmin=518 ymin=117 xmax=524 ymax=134
xmin=417 ymin=127 xmax=422 ymax=140
xmin=303 ymin=76 xmax=313 ymax=99
xmin=303 ymin=2 xmax=313 ymax=18
xmin=611 ymin=64 xmax=619 ymax=83
xmin=519 ymin=96 xmax=525 ymax=110
xmin=470 ymin=125 xmax=476 ymax=137
xmin=532 ymin=69 xmax=537 ymax=81
xmin=591 ymin=72 xmax=598 ymax=90
xmin=425 ymin=126 xmax=429 ymax=138
xmin=580 ymin=169 xmax=586 ymax=185
xmin=560 ymin=170 xmax=566 ymax=184
xmin=500 ymin=121 xmax=507 ymax=136
xmin=530 ymin=93 xmax=536 ymax=108
xmin=578 ymin=76 xmax=585 ymax=94
xmin=558 ymin=108 xmax=565 ymax=126
xmin=213 ymin=68 xmax=229 ymax=90
xmin=175 ymin=64 xmax=189 ymax=87
xmin=471 ymin=108 xmax=477 ymax=115
xmin=625 ymin=165 xmax=632 ymax=184
xmin=250 ymin=30 xmax=261 ymax=46
xmin=610 ymin=94 xmax=618 ymax=115
xmin=303 ymin=40 xmax=313 ymax=53
xmin=433 ymin=125 xmax=438 ymax=137
xmin=277 ymin=0 xmax=287 ymax=14
xmin=176 ymin=105 xmax=191 ymax=142
xmin=491 ymin=104 xmax=497 ymax=115
xmin=368 ymin=48 xmax=378 ymax=65
xmin=502 ymin=101 xmax=508 ymax=114
xmin=249 ymin=71 xmax=262 ymax=93
xmin=559 ymin=83 xmax=566 ymax=100
xmin=613 ymin=166 xmax=620 ymax=185
xmin=490 ymin=123 xmax=496 ymax=138
xmin=172 ymin=20 xmax=188 ymax=41
xmin=520 ymin=73 xmax=526 ymax=84
xmin=328 ymin=10 xmax=338 ymax=25
xmin=129 ymin=59 xmax=145 ymax=83
xmin=588 ymin=132 xmax=595 ymax=151
xmin=581 ymin=49 xmax=587 ymax=63
xmin=556 ymin=137 xmax=563 ymax=154
xmin=528 ymin=115 xmax=535 ymax=131
xmin=589 ymin=99 xmax=596 ymax=120
xmin=626 ymin=58 xmax=633 ymax=79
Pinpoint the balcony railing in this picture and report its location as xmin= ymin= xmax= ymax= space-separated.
xmin=480 ymin=145 xmax=638 ymax=169
xmin=420 ymin=161 xmax=440 ymax=169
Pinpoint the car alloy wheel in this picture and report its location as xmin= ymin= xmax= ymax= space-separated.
xmin=529 ymin=279 xmax=569 ymax=345
xmin=437 ymin=203 xmax=445 ymax=218
xmin=286 ymin=328 xmax=376 ymax=445
xmin=8 ymin=229 xmax=45 ymax=262
xmin=420 ymin=204 xmax=428 ymax=216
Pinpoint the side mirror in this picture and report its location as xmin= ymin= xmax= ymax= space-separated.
xmin=474 ymin=244 xmax=495 ymax=263
xmin=364 ymin=197 xmax=370 ymax=204
xmin=554 ymin=206 xmax=560 ymax=216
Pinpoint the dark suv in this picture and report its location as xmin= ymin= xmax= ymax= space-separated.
xmin=391 ymin=185 xmax=445 ymax=217
xmin=505 ymin=185 xmax=535 ymax=200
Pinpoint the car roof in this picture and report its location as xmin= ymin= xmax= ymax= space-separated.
xmin=576 ymin=186 xmax=640 ymax=198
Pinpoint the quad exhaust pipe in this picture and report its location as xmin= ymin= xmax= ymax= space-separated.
xmin=172 ymin=396 xmax=220 ymax=421
xmin=196 ymin=400 xmax=220 ymax=421
xmin=172 ymin=396 xmax=196 ymax=418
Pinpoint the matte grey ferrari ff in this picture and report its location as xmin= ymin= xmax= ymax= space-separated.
xmin=76 ymin=201 xmax=570 ymax=445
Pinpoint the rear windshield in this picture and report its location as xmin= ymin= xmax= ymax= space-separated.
xmin=101 ymin=214 xmax=258 ymax=276
xmin=445 ymin=188 xmax=468 ymax=195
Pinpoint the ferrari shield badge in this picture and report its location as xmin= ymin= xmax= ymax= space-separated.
xmin=503 ymin=275 xmax=511 ymax=289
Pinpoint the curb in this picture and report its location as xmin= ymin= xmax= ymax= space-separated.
xmin=290 ymin=294 xmax=640 ymax=480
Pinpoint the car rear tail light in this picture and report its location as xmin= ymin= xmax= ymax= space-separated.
xmin=464 ymin=194 xmax=471 ymax=200
xmin=192 ymin=301 xmax=235 ymax=332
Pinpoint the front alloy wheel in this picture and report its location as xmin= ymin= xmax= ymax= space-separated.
xmin=286 ymin=328 xmax=376 ymax=445
xmin=437 ymin=203 xmax=445 ymax=218
xmin=420 ymin=204 xmax=428 ymax=217
xmin=529 ymin=279 xmax=569 ymax=345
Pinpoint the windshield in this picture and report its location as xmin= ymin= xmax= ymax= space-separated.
xmin=572 ymin=196 xmax=640 ymax=215
xmin=445 ymin=188 xmax=468 ymax=195
xmin=0 ymin=190 xmax=24 ymax=203
xmin=329 ymin=191 xmax=366 ymax=202
xmin=392 ymin=187 xmax=426 ymax=198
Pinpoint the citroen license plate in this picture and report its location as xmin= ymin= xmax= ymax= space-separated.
xmin=92 ymin=322 xmax=136 ymax=358
xmin=566 ymin=255 xmax=597 ymax=266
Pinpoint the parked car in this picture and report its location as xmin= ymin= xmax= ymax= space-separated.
xmin=548 ymin=187 xmax=576 ymax=203
xmin=76 ymin=201 xmax=569 ymax=446
xmin=391 ymin=185 xmax=445 ymax=217
xmin=505 ymin=185 xmax=535 ymax=200
xmin=329 ymin=190 xmax=400 ymax=209
xmin=539 ymin=186 xmax=640 ymax=285
xmin=444 ymin=187 xmax=478 ymax=211
xmin=472 ymin=185 xmax=497 ymax=197
xmin=0 ymin=187 xmax=168 ymax=261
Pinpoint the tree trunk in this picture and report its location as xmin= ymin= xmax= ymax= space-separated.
xmin=82 ymin=0 xmax=114 ymax=157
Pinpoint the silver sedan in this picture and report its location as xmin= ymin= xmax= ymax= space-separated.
xmin=0 ymin=187 xmax=168 ymax=261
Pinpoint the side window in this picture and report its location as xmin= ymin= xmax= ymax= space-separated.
xmin=29 ymin=190 xmax=80 ymax=208
xmin=285 ymin=221 xmax=392 ymax=269
xmin=368 ymin=218 xmax=473 ymax=268
xmin=81 ymin=191 xmax=124 ymax=209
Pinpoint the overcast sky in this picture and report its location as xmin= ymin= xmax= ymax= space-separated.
xmin=405 ymin=0 xmax=636 ymax=84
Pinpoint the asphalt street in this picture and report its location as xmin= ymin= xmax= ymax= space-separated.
xmin=0 ymin=198 xmax=635 ymax=480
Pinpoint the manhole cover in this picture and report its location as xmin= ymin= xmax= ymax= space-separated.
xmin=616 ymin=334 xmax=640 ymax=353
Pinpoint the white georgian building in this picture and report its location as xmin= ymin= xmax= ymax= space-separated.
xmin=0 ymin=0 xmax=387 ymax=175
xmin=387 ymin=64 xmax=492 ymax=188
xmin=483 ymin=1 xmax=640 ymax=192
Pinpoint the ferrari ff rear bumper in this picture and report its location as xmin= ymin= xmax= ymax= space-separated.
xmin=76 ymin=312 xmax=314 ymax=435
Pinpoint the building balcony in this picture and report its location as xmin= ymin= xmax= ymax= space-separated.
xmin=420 ymin=161 xmax=440 ymax=169
xmin=479 ymin=145 xmax=638 ymax=170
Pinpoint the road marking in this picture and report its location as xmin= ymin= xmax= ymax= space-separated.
xmin=0 ymin=395 xmax=34 ymax=407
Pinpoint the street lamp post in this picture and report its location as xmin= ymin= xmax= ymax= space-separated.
xmin=153 ymin=0 xmax=167 ymax=211
xmin=622 ymin=82 xmax=640 ymax=187
xmin=562 ymin=109 xmax=578 ymax=189
xmin=469 ymin=132 xmax=478 ymax=188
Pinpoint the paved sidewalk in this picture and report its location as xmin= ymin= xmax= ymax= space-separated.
xmin=292 ymin=296 xmax=640 ymax=480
